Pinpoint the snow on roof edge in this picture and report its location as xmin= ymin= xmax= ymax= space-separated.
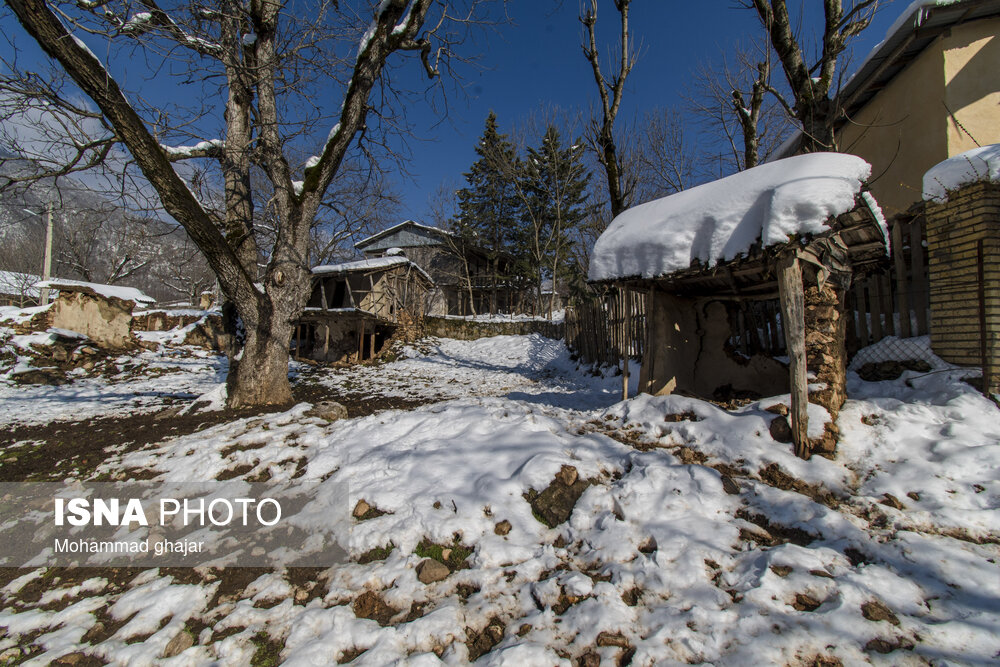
xmin=922 ymin=143 xmax=1000 ymax=201
xmin=589 ymin=153 xmax=876 ymax=283
xmin=35 ymin=279 xmax=155 ymax=304
xmin=312 ymin=256 xmax=434 ymax=284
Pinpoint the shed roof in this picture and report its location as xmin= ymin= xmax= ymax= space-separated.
xmin=589 ymin=153 xmax=885 ymax=284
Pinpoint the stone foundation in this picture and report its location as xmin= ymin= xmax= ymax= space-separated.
xmin=804 ymin=284 xmax=848 ymax=420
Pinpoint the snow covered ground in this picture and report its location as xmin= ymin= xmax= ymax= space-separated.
xmin=0 ymin=339 xmax=227 ymax=428
xmin=0 ymin=332 xmax=998 ymax=665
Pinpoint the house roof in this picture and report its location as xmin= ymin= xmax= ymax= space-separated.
xmin=311 ymin=256 xmax=434 ymax=284
xmin=353 ymin=220 xmax=451 ymax=250
xmin=777 ymin=0 xmax=1000 ymax=159
xmin=589 ymin=153 xmax=885 ymax=284
xmin=35 ymin=279 xmax=155 ymax=305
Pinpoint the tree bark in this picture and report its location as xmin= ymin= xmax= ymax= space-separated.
xmin=228 ymin=315 xmax=294 ymax=407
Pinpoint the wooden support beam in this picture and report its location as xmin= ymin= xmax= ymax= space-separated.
xmin=892 ymin=222 xmax=911 ymax=338
xmin=778 ymin=254 xmax=810 ymax=459
xmin=319 ymin=280 xmax=329 ymax=312
xmin=358 ymin=322 xmax=365 ymax=362
xmin=622 ymin=289 xmax=631 ymax=401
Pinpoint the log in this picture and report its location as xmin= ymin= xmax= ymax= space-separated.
xmin=778 ymin=254 xmax=810 ymax=459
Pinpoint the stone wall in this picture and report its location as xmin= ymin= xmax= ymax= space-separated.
xmin=924 ymin=181 xmax=1000 ymax=392
xmin=423 ymin=316 xmax=564 ymax=341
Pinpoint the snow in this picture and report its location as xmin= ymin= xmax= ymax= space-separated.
xmin=312 ymin=256 xmax=433 ymax=283
xmin=589 ymin=153 xmax=875 ymax=281
xmin=1 ymin=332 xmax=999 ymax=664
xmin=0 ymin=338 xmax=227 ymax=428
xmin=34 ymin=279 xmax=155 ymax=305
xmin=923 ymin=142 xmax=1000 ymax=201
xmin=161 ymin=138 xmax=224 ymax=160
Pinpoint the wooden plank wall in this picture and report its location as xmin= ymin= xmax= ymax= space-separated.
xmin=845 ymin=216 xmax=930 ymax=352
xmin=728 ymin=216 xmax=930 ymax=357
xmin=565 ymin=289 xmax=646 ymax=367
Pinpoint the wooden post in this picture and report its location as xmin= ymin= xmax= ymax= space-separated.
xmin=778 ymin=254 xmax=810 ymax=459
xmin=622 ymin=289 xmax=631 ymax=400
xmin=320 ymin=280 xmax=329 ymax=312
xmin=358 ymin=321 xmax=365 ymax=362
xmin=977 ymin=239 xmax=994 ymax=397
xmin=892 ymin=222 xmax=912 ymax=338
xmin=911 ymin=222 xmax=928 ymax=335
xmin=854 ymin=281 xmax=870 ymax=348
xmin=322 ymin=324 xmax=330 ymax=360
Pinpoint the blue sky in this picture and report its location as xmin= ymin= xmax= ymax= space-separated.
xmin=391 ymin=0 xmax=908 ymax=220
xmin=1 ymin=0 xmax=912 ymax=223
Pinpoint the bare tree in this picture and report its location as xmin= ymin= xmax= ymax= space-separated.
xmin=741 ymin=0 xmax=880 ymax=153
xmin=580 ymin=0 xmax=636 ymax=219
xmin=634 ymin=107 xmax=698 ymax=198
xmin=690 ymin=38 xmax=789 ymax=172
xmin=4 ymin=0 xmax=486 ymax=407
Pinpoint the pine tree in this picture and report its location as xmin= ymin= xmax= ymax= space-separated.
xmin=452 ymin=112 xmax=523 ymax=314
xmin=517 ymin=125 xmax=591 ymax=316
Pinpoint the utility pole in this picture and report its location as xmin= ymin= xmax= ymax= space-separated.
xmin=39 ymin=201 xmax=55 ymax=305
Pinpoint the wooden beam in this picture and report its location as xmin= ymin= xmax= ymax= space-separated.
xmin=892 ymin=221 xmax=911 ymax=338
xmin=319 ymin=280 xmax=329 ymax=312
xmin=622 ymin=289 xmax=631 ymax=401
xmin=778 ymin=254 xmax=810 ymax=459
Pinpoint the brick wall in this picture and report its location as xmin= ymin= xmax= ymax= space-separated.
xmin=924 ymin=181 xmax=1000 ymax=387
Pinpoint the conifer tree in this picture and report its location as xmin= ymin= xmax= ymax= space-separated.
xmin=517 ymin=125 xmax=590 ymax=316
xmin=453 ymin=112 xmax=522 ymax=314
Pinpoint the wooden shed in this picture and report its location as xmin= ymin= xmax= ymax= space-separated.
xmin=589 ymin=153 xmax=891 ymax=458
xmin=295 ymin=256 xmax=434 ymax=363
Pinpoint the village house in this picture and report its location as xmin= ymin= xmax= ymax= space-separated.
xmin=589 ymin=153 xmax=890 ymax=459
xmin=295 ymin=255 xmax=434 ymax=363
xmin=774 ymin=0 xmax=1000 ymax=358
xmin=354 ymin=220 xmax=523 ymax=316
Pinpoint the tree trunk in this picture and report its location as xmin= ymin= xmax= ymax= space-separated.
xmin=227 ymin=317 xmax=294 ymax=407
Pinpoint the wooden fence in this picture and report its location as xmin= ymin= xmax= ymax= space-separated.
xmin=564 ymin=288 xmax=646 ymax=367
xmin=728 ymin=215 xmax=931 ymax=357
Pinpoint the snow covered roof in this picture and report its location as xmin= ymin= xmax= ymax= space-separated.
xmin=312 ymin=256 xmax=434 ymax=283
xmin=775 ymin=0 xmax=1000 ymax=160
xmin=35 ymin=279 xmax=156 ymax=305
xmin=589 ymin=153 xmax=876 ymax=282
xmin=923 ymin=143 xmax=1000 ymax=201
xmin=0 ymin=271 xmax=42 ymax=299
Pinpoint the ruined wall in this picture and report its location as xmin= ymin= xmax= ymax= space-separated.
xmin=49 ymin=291 xmax=137 ymax=350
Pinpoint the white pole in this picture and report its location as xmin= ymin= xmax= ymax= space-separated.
xmin=39 ymin=201 xmax=54 ymax=305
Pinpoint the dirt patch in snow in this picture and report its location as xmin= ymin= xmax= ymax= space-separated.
xmin=0 ymin=382 xmax=437 ymax=482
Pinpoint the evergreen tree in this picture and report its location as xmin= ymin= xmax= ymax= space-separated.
xmin=517 ymin=125 xmax=591 ymax=316
xmin=452 ymin=112 xmax=523 ymax=314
